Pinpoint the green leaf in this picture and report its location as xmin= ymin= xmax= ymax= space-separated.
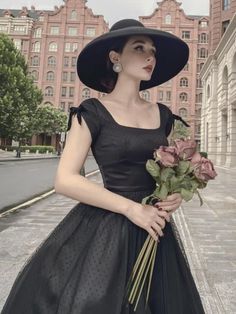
xmin=160 ymin=167 xmax=175 ymax=182
xmin=176 ymin=160 xmax=191 ymax=175
xmin=180 ymin=188 xmax=194 ymax=202
xmin=146 ymin=159 xmax=160 ymax=179
xmin=154 ymin=183 xmax=168 ymax=200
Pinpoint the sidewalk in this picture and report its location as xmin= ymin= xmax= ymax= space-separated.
xmin=0 ymin=149 xmax=59 ymax=162
xmin=0 ymin=167 xmax=235 ymax=313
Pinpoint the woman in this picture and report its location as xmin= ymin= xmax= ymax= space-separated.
xmin=1 ymin=19 xmax=205 ymax=314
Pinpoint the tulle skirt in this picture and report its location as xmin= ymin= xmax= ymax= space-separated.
xmin=1 ymin=189 xmax=205 ymax=314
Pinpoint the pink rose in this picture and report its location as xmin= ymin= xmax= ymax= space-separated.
xmin=194 ymin=157 xmax=217 ymax=181
xmin=154 ymin=146 xmax=179 ymax=167
xmin=174 ymin=139 xmax=197 ymax=160
xmin=190 ymin=152 xmax=202 ymax=165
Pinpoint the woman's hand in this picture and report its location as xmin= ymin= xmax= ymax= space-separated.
xmin=154 ymin=193 xmax=183 ymax=215
xmin=125 ymin=203 xmax=171 ymax=242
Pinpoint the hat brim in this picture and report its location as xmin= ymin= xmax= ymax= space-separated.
xmin=77 ymin=26 xmax=189 ymax=93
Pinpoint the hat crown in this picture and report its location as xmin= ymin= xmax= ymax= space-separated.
xmin=110 ymin=19 xmax=144 ymax=32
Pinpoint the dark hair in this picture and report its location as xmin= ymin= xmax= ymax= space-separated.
xmin=100 ymin=36 xmax=129 ymax=93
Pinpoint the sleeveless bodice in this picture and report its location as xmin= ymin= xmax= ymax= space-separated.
xmin=67 ymin=98 xmax=173 ymax=192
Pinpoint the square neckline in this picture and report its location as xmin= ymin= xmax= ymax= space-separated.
xmin=94 ymin=98 xmax=162 ymax=131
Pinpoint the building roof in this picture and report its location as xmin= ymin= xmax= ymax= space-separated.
xmin=0 ymin=9 xmax=53 ymax=19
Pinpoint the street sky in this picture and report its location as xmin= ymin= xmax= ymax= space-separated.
xmin=0 ymin=0 xmax=209 ymax=26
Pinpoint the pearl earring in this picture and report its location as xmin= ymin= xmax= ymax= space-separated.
xmin=113 ymin=62 xmax=122 ymax=73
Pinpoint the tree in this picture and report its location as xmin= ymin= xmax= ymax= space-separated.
xmin=33 ymin=105 xmax=68 ymax=145
xmin=0 ymin=34 xmax=43 ymax=155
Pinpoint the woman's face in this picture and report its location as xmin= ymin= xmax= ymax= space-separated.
xmin=111 ymin=35 xmax=157 ymax=83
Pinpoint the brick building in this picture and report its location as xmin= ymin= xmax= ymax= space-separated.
xmin=0 ymin=0 xmax=209 ymax=147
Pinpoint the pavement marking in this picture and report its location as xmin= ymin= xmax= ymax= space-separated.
xmin=0 ymin=169 xmax=100 ymax=218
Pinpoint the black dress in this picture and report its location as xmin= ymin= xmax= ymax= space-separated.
xmin=1 ymin=98 xmax=205 ymax=314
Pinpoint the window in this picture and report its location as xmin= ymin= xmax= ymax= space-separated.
xmin=62 ymin=72 xmax=68 ymax=82
xmin=179 ymin=108 xmax=187 ymax=117
xmin=60 ymin=102 xmax=66 ymax=110
xmin=179 ymin=92 xmax=188 ymax=102
xmin=200 ymin=20 xmax=208 ymax=28
xmin=158 ymin=90 xmax=163 ymax=101
xmin=166 ymin=91 xmax=171 ymax=101
xmin=180 ymin=77 xmax=188 ymax=87
xmin=207 ymin=84 xmax=210 ymax=98
xmin=49 ymin=42 xmax=58 ymax=52
xmin=13 ymin=39 xmax=22 ymax=50
xmin=72 ymin=43 xmax=78 ymax=52
xmin=223 ymin=0 xmax=231 ymax=10
xmin=222 ymin=20 xmax=230 ymax=34
xmin=31 ymin=70 xmax=38 ymax=81
xmin=45 ymin=87 xmax=53 ymax=97
xmin=50 ymin=26 xmax=59 ymax=35
xmin=46 ymin=71 xmax=54 ymax=81
xmin=141 ymin=90 xmax=150 ymax=101
xmin=198 ymin=48 xmax=208 ymax=58
xmin=31 ymin=56 xmax=39 ymax=66
xmin=71 ymin=57 xmax=76 ymax=67
xmin=70 ymin=10 xmax=77 ymax=20
xmin=64 ymin=56 xmax=69 ymax=67
xmin=65 ymin=43 xmax=71 ymax=52
xmin=38 ymin=15 xmax=44 ymax=22
xmin=70 ymin=72 xmax=76 ymax=82
xmin=48 ymin=56 xmax=56 ymax=67
xmin=14 ymin=25 xmax=26 ymax=33
xmin=197 ymin=79 xmax=203 ymax=88
xmin=69 ymin=87 xmax=74 ymax=97
xmin=199 ymin=33 xmax=208 ymax=43
xmin=196 ymin=93 xmax=202 ymax=103
xmin=0 ymin=25 xmax=8 ymax=32
xmin=61 ymin=87 xmax=67 ymax=97
xmin=68 ymin=27 xmax=77 ymax=36
xmin=82 ymin=88 xmax=90 ymax=99
xmin=182 ymin=31 xmax=190 ymax=40
xmin=32 ymin=41 xmax=40 ymax=52
xmin=165 ymin=14 xmax=172 ymax=24
xmin=34 ymin=28 xmax=42 ymax=38
xmin=197 ymin=63 xmax=204 ymax=73
xmin=86 ymin=27 xmax=96 ymax=37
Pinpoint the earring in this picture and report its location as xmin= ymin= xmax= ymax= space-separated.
xmin=113 ymin=62 xmax=122 ymax=73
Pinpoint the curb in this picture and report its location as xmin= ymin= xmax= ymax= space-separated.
xmin=0 ymin=156 xmax=60 ymax=162
xmin=0 ymin=169 xmax=100 ymax=218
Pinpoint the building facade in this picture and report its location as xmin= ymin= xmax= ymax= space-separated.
xmin=200 ymin=12 xmax=236 ymax=167
xmin=209 ymin=0 xmax=236 ymax=53
xmin=0 ymin=0 xmax=209 ymax=147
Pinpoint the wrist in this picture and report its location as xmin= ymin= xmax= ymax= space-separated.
xmin=122 ymin=200 xmax=140 ymax=218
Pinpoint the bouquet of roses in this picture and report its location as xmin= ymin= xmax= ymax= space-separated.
xmin=124 ymin=138 xmax=217 ymax=311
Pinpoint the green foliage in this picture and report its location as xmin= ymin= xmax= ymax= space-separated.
xmin=0 ymin=145 xmax=55 ymax=153
xmin=0 ymin=34 xmax=43 ymax=143
xmin=33 ymin=105 xmax=68 ymax=145
xmin=171 ymin=120 xmax=191 ymax=140
xmin=200 ymin=151 xmax=208 ymax=158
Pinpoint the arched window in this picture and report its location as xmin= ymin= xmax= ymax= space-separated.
xmin=31 ymin=70 xmax=38 ymax=81
xmin=70 ymin=10 xmax=77 ymax=20
xmin=180 ymin=77 xmax=188 ymax=87
xmin=179 ymin=92 xmax=188 ymax=102
xmin=45 ymin=87 xmax=54 ymax=97
xmin=48 ymin=56 xmax=56 ymax=67
xmin=32 ymin=41 xmax=40 ymax=52
xmin=196 ymin=93 xmax=203 ymax=103
xmin=179 ymin=108 xmax=187 ymax=117
xmin=33 ymin=28 xmax=42 ymax=38
xmin=165 ymin=14 xmax=172 ymax=24
xmin=141 ymin=90 xmax=150 ymax=101
xmin=46 ymin=71 xmax=54 ymax=81
xmin=82 ymin=88 xmax=90 ymax=100
xmin=31 ymin=56 xmax=39 ymax=66
xmin=49 ymin=42 xmax=58 ymax=52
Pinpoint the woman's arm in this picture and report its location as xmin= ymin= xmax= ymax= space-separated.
xmin=54 ymin=115 xmax=137 ymax=216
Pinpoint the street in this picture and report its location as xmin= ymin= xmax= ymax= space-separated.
xmin=0 ymin=167 xmax=235 ymax=313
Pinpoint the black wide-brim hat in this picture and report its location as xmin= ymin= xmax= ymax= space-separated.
xmin=77 ymin=19 xmax=189 ymax=93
